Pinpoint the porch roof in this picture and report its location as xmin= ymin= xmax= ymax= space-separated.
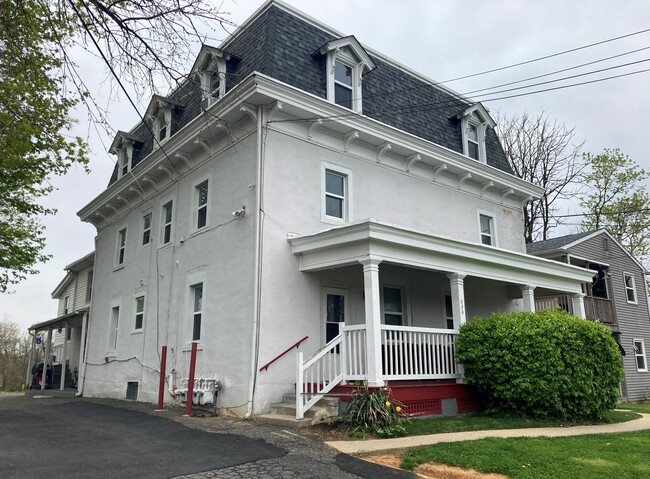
xmin=28 ymin=310 xmax=86 ymax=332
xmin=289 ymin=220 xmax=595 ymax=293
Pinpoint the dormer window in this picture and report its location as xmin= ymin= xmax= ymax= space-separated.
xmin=458 ymin=103 xmax=496 ymax=164
xmin=155 ymin=113 xmax=169 ymax=143
xmin=191 ymin=45 xmax=231 ymax=110
xmin=317 ymin=36 xmax=375 ymax=113
xmin=109 ymin=131 xmax=142 ymax=180
xmin=144 ymin=95 xmax=183 ymax=150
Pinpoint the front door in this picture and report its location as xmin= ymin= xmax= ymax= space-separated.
xmin=322 ymin=287 xmax=348 ymax=345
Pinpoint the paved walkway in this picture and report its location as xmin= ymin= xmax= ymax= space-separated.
xmin=326 ymin=412 xmax=650 ymax=454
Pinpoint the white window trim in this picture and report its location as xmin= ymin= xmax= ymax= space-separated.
xmin=153 ymin=107 xmax=172 ymax=148
xmin=326 ymin=49 xmax=363 ymax=112
xmin=191 ymin=176 xmax=211 ymax=233
xmin=185 ymin=269 xmax=206 ymax=348
xmin=160 ymin=199 xmax=174 ymax=247
xmin=198 ymin=61 xmax=227 ymax=103
xmin=477 ymin=209 xmax=497 ymax=247
xmin=133 ymin=293 xmax=146 ymax=333
xmin=141 ymin=211 xmax=153 ymax=247
xmin=115 ymin=226 xmax=127 ymax=269
xmin=461 ymin=115 xmax=488 ymax=163
xmin=107 ymin=299 xmax=121 ymax=356
xmin=623 ymin=272 xmax=638 ymax=304
xmin=321 ymin=162 xmax=353 ymax=225
xmin=115 ymin=140 xmax=135 ymax=180
xmin=634 ymin=338 xmax=648 ymax=372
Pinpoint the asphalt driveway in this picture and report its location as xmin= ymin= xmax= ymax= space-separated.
xmin=0 ymin=395 xmax=415 ymax=479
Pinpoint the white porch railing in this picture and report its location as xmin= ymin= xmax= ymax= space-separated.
xmin=296 ymin=324 xmax=459 ymax=419
xmin=381 ymin=325 xmax=459 ymax=380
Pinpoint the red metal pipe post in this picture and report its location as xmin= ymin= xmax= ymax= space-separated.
xmin=185 ymin=341 xmax=198 ymax=416
xmin=156 ymin=345 xmax=167 ymax=411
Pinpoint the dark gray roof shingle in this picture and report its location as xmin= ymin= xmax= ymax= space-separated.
xmin=527 ymin=231 xmax=595 ymax=254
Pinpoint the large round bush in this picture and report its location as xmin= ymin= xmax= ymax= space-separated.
xmin=455 ymin=309 xmax=623 ymax=420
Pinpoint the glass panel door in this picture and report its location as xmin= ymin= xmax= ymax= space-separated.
xmin=323 ymin=288 xmax=348 ymax=345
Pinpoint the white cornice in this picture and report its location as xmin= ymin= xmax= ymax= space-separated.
xmin=289 ymin=220 xmax=595 ymax=292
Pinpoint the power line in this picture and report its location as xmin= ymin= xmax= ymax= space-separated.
xmin=441 ymin=27 xmax=650 ymax=83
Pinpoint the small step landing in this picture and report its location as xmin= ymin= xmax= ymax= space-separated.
xmin=256 ymin=395 xmax=339 ymax=428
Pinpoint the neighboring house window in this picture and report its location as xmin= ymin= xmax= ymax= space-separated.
xmin=109 ymin=306 xmax=120 ymax=351
xmin=383 ymin=287 xmax=404 ymax=326
xmin=321 ymin=163 xmax=352 ymax=223
xmin=67 ymin=327 xmax=72 ymax=341
xmin=63 ymin=296 xmax=70 ymax=315
xmin=162 ymin=201 xmax=173 ymax=245
xmin=116 ymin=228 xmax=127 ymax=266
xmin=478 ymin=212 xmax=496 ymax=246
xmin=191 ymin=283 xmax=203 ymax=341
xmin=624 ymin=272 xmax=637 ymax=303
xmin=86 ymin=271 xmax=93 ymax=303
xmin=445 ymin=295 xmax=454 ymax=330
xmin=634 ymin=339 xmax=648 ymax=372
xmin=196 ymin=181 xmax=208 ymax=230
xmin=142 ymin=212 xmax=152 ymax=246
xmin=134 ymin=296 xmax=145 ymax=331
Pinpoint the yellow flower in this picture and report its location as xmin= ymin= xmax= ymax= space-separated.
xmin=385 ymin=401 xmax=391 ymax=407
xmin=396 ymin=406 xmax=402 ymax=412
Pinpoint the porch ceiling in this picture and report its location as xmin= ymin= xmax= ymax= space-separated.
xmin=289 ymin=220 xmax=595 ymax=293
xmin=29 ymin=310 xmax=86 ymax=332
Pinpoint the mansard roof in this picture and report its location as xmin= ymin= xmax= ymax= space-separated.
xmin=106 ymin=0 xmax=512 ymax=186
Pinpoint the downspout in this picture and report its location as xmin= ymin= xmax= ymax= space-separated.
xmin=245 ymin=103 xmax=264 ymax=419
xmin=76 ymin=236 xmax=98 ymax=397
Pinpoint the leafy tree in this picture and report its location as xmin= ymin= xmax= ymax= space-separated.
xmin=0 ymin=0 xmax=230 ymax=292
xmin=498 ymin=111 xmax=585 ymax=243
xmin=579 ymin=148 xmax=650 ymax=259
xmin=0 ymin=319 xmax=30 ymax=391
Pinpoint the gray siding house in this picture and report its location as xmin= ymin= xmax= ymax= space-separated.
xmin=529 ymin=230 xmax=650 ymax=402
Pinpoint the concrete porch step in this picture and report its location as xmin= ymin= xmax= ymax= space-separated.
xmin=256 ymin=395 xmax=340 ymax=428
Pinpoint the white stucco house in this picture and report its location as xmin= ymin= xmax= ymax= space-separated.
xmin=75 ymin=0 xmax=594 ymax=419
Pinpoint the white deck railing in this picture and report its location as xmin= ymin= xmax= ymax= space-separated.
xmin=381 ymin=325 xmax=459 ymax=380
xmin=296 ymin=324 xmax=459 ymax=419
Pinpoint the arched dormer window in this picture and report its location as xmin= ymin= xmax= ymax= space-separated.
xmin=109 ymin=131 xmax=143 ymax=179
xmin=144 ymin=96 xmax=184 ymax=149
xmin=316 ymin=36 xmax=375 ymax=113
xmin=190 ymin=45 xmax=232 ymax=110
xmin=458 ymin=103 xmax=496 ymax=164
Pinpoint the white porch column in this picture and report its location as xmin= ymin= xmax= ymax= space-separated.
xmin=446 ymin=273 xmax=467 ymax=328
xmin=520 ymin=285 xmax=536 ymax=312
xmin=60 ymin=322 xmax=69 ymax=390
xmin=571 ymin=292 xmax=586 ymax=319
xmin=42 ymin=329 xmax=52 ymax=389
xmin=77 ymin=312 xmax=89 ymax=394
xmin=360 ymin=256 xmax=384 ymax=387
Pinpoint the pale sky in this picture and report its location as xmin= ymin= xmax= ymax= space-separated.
xmin=2 ymin=0 xmax=649 ymax=333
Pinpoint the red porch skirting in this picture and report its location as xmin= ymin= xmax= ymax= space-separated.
xmin=331 ymin=380 xmax=480 ymax=417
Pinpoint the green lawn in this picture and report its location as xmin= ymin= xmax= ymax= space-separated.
xmin=401 ymin=430 xmax=650 ymax=479
xmin=617 ymin=401 xmax=650 ymax=414
xmin=402 ymin=410 xmax=639 ymax=436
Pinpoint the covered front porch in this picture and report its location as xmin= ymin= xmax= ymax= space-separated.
xmin=289 ymin=220 xmax=595 ymax=418
xmin=26 ymin=310 xmax=89 ymax=395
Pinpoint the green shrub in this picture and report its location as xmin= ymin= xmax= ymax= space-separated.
xmin=333 ymin=387 xmax=408 ymax=438
xmin=455 ymin=309 xmax=623 ymax=421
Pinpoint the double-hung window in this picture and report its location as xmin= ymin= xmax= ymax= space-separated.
xmin=624 ymin=272 xmax=637 ymax=303
xmin=467 ymin=123 xmax=480 ymax=161
xmin=478 ymin=212 xmax=495 ymax=246
xmin=445 ymin=295 xmax=454 ymax=330
xmin=108 ymin=306 xmax=120 ymax=351
xmin=63 ymin=296 xmax=70 ymax=315
xmin=116 ymin=228 xmax=127 ymax=266
xmin=134 ymin=296 xmax=145 ymax=331
xmin=162 ymin=201 xmax=173 ymax=245
xmin=196 ymin=181 xmax=208 ymax=230
xmin=334 ymin=60 xmax=353 ymax=109
xmin=142 ymin=213 xmax=152 ymax=246
xmin=634 ymin=339 xmax=648 ymax=372
xmin=191 ymin=283 xmax=203 ymax=341
xmin=383 ymin=287 xmax=405 ymax=326
xmin=322 ymin=164 xmax=352 ymax=223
